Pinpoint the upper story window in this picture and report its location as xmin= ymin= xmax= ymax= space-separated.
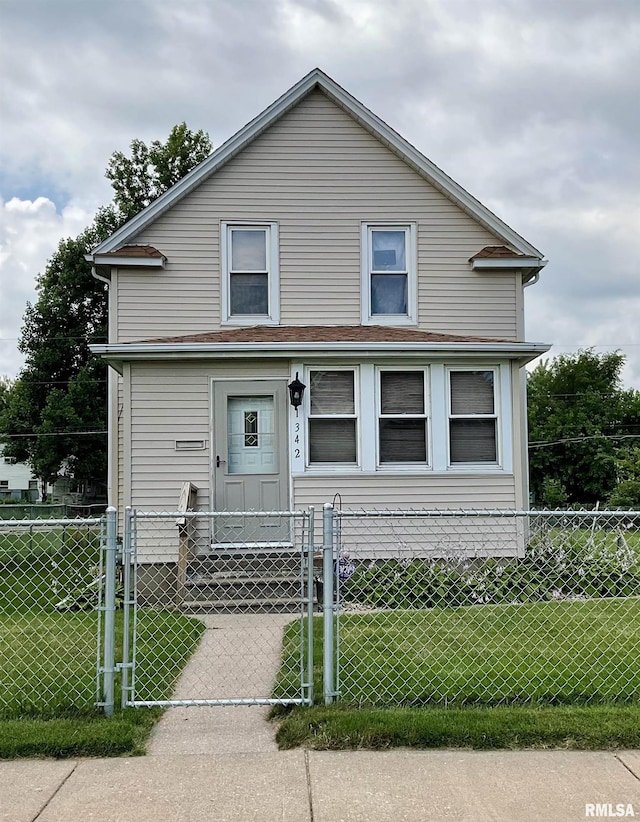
xmin=222 ymin=223 xmax=279 ymax=324
xmin=448 ymin=370 xmax=498 ymax=465
xmin=361 ymin=224 xmax=416 ymax=325
xmin=308 ymin=369 xmax=358 ymax=465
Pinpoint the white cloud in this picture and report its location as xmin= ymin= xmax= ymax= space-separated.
xmin=0 ymin=196 xmax=96 ymax=378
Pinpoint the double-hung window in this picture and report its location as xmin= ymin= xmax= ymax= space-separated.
xmin=448 ymin=370 xmax=498 ymax=464
xmin=362 ymin=224 xmax=416 ymax=324
xmin=222 ymin=223 xmax=279 ymax=323
xmin=308 ymin=370 xmax=358 ymax=464
xmin=378 ymin=370 xmax=428 ymax=464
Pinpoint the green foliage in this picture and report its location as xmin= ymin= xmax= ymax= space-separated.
xmin=0 ymin=124 xmax=212 ymax=493
xmin=342 ymin=528 xmax=640 ymax=611
xmin=541 ymin=477 xmax=568 ymax=508
xmin=527 ymin=350 xmax=640 ymax=505
xmin=105 ymin=122 xmax=212 ymax=221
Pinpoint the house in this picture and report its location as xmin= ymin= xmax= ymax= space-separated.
xmin=87 ymin=69 xmax=549 ymax=567
xmin=0 ymin=447 xmax=39 ymax=502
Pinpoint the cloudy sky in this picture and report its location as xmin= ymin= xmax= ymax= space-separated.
xmin=1 ymin=0 xmax=639 ymax=386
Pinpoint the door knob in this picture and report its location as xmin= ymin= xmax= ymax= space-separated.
xmin=216 ymin=456 xmax=226 ymax=468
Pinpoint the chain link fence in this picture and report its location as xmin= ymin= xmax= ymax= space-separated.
xmin=331 ymin=509 xmax=640 ymax=707
xmin=122 ymin=509 xmax=314 ymax=707
xmin=0 ymin=517 xmax=105 ymax=718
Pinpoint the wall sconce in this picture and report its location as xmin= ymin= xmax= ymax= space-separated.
xmin=288 ymin=372 xmax=306 ymax=414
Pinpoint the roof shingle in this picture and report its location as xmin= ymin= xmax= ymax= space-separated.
xmin=138 ymin=325 xmax=512 ymax=345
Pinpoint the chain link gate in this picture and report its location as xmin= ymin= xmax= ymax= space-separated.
xmin=118 ymin=508 xmax=315 ymax=709
xmin=324 ymin=507 xmax=640 ymax=707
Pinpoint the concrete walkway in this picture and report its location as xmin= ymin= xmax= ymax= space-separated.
xmin=147 ymin=613 xmax=296 ymax=755
xmin=2 ymin=750 xmax=639 ymax=821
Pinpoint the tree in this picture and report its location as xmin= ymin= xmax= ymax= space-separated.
xmin=527 ymin=350 xmax=640 ymax=506
xmin=0 ymin=124 xmax=212 ymax=497
xmin=105 ymin=122 xmax=212 ymax=222
xmin=607 ymin=447 xmax=640 ymax=509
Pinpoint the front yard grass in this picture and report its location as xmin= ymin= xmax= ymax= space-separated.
xmin=0 ymin=610 xmax=205 ymax=758
xmin=273 ymin=599 xmax=640 ymax=750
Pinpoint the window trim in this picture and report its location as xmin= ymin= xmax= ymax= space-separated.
xmin=361 ymin=223 xmax=417 ymax=326
xmin=305 ymin=366 xmax=360 ymax=468
xmin=221 ymin=221 xmax=280 ymax=325
xmin=376 ymin=367 xmax=430 ymax=468
xmin=447 ymin=367 xmax=500 ymax=468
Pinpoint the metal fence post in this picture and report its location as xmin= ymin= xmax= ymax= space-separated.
xmin=322 ymin=503 xmax=335 ymax=705
xmin=120 ymin=507 xmax=133 ymax=709
xmin=306 ymin=507 xmax=315 ymax=705
xmin=102 ymin=506 xmax=117 ymax=717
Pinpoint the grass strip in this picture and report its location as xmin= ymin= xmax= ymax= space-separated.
xmin=0 ymin=710 xmax=160 ymax=759
xmin=275 ymin=703 xmax=640 ymax=751
xmin=275 ymin=600 xmax=640 ymax=706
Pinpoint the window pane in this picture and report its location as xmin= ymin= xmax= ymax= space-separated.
xmin=381 ymin=371 xmax=424 ymax=414
xmin=450 ymin=419 xmax=497 ymax=463
xmin=309 ymin=419 xmax=357 ymax=462
xmin=371 ymin=230 xmax=406 ymax=271
xmin=231 ymin=229 xmax=266 ymax=271
xmin=450 ymin=371 xmax=495 ymax=415
xmin=310 ymin=371 xmax=355 ymax=415
xmin=379 ymin=419 xmax=426 ymax=462
xmin=230 ymin=273 xmax=268 ymax=315
xmin=371 ymin=273 xmax=407 ymax=315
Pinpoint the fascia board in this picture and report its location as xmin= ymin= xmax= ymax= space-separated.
xmin=90 ymin=340 xmax=550 ymax=366
xmin=91 ymin=255 xmax=166 ymax=268
xmin=315 ymin=75 xmax=544 ymax=259
xmin=90 ymin=70 xmax=322 ymax=255
xmin=89 ymin=68 xmax=544 ymax=260
xmin=471 ymin=258 xmax=548 ymax=271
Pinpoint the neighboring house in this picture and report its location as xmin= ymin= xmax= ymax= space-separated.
xmin=0 ymin=448 xmax=39 ymax=502
xmin=87 ymin=69 xmax=549 ymax=557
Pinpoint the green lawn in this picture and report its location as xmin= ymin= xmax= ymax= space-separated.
xmin=273 ymin=598 xmax=640 ymax=750
xmin=1 ymin=526 xmax=206 ymax=757
xmin=0 ymin=610 xmax=205 ymax=757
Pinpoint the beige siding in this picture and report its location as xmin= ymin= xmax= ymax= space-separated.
xmin=293 ymin=473 xmax=516 ymax=511
xmin=121 ymin=90 xmax=517 ymax=342
xmin=127 ymin=360 xmax=289 ymax=511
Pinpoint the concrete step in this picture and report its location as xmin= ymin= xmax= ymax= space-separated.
xmin=181 ymin=597 xmax=305 ymax=614
xmin=185 ymin=574 xmax=305 ymax=602
xmin=191 ymin=550 xmax=303 ymax=575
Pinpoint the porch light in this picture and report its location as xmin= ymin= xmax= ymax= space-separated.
xmin=288 ymin=373 xmax=306 ymax=414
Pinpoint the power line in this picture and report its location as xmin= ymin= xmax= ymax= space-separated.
xmin=1 ymin=430 xmax=108 ymax=439
xmin=529 ymin=434 xmax=640 ymax=449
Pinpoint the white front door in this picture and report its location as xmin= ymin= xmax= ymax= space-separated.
xmin=213 ymin=381 xmax=289 ymax=543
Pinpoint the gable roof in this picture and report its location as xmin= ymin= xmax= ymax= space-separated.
xmin=89 ymin=69 xmax=545 ymax=262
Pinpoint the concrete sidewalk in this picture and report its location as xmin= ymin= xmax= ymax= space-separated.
xmin=2 ymin=750 xmax=639 ymax=822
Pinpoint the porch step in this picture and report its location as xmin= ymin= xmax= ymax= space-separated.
xmin=193 ymin=549 xmax=303 ymax=575
xmin=181 ymin=597 xmax=304 ymax=615
xmin=184 ymin=549 xmax=313 ymax=613
xmin=184 ymin=574 xmax=305 ymax=602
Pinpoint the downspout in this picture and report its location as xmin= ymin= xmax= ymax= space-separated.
xmin=523 ymin=271 xmax=540 ymax=289
xmin=91 ymin=265 xmax=115 ymax=507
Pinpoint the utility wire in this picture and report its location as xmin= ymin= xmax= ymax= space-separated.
xmin=2 ymin=430 xmax=107 ymax=439
xmin=529 ymin=434 xmax=640 ymax=449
